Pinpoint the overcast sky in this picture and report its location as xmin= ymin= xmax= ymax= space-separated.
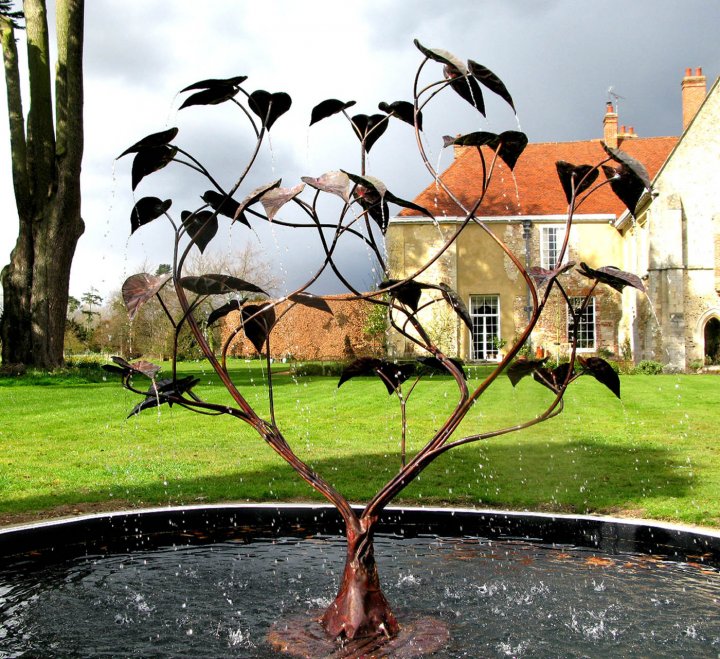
xmin=1 ymin=0 xmax=719 ymax=303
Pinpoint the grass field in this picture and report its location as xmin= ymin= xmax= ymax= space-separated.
xmin=1 ymin=359 xmax=719 ymax=528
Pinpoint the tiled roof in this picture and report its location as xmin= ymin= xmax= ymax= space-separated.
xmin=399 ymin=136 xmax=678 ymax=218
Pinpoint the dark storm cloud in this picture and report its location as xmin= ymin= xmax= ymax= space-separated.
xmin=359 ymin=0 xmax=720 ymax=141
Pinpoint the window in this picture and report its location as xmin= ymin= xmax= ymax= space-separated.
xmin=568 ymin=296 xmax=595 ymax=350
xmin=540 ymin=225 xmax=568 ymax=269
xmin=469 ymin=295 xmax=500 ymax=361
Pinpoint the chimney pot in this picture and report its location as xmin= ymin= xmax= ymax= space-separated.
xmin=696 ymin=67 xmax=703 ymax=76
xmin=685 ymin=67 xmax=692 ymax=76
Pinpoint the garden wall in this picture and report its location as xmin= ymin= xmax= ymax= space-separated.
xmin=221 ymin=297 xmax=383 ymax=360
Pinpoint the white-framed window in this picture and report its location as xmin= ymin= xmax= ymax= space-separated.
xmin=568 ymin=296 xmax=596 ymax=350
xmin=540 ymin=225 xmax=568 ymax=269
xmin=469 ymin=294 xmax=500 ymax=361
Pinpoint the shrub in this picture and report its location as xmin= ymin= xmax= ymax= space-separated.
xmin=635 ymin=360 xmax=664 ymax=375
xmin=291 ymin=361 xmax=346 ymax=377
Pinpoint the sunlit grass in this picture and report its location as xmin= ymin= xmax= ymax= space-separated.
xmin=1 ymin=359 xmax=718 ymax=528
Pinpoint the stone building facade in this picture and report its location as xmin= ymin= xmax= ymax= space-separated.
xmin=618 ymin=71 xmax=720 ymax=369
xmin=387 ymin=69 xmax=718 ymax=369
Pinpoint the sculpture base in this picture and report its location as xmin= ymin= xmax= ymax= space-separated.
xmin=268 ymin=612 xmax=450 ymax=658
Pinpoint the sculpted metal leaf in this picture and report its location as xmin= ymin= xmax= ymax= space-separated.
xmin=180 ymin=76 xmax=247 ymax=92
xmin=233 ymin=180 xmax=282 ymax=225
xmin=338 ymin=357 xmax=383 ymax=388
xmin=241 ymin=304 xmax=276 ymax=353
xmin=181 ymin=210 xmax=218 ymax=253
xmin=449 ymin=74 xmax=485 ymax=116
xmin=202 ymin=190 xmax=244 ymax=223
xmin=345 ymin=172 xmax=431 ymax=229
xmin=417 ymin=356 xmax=467 ymax=380
xmin=496 ymin=131 xmax=528 ymax=171
xmin=122 ymin=273 xmax=171 ymax=320
xmin=435 ymin=283 xmax=473 ymax=330
xmin=310 ymin=99 xmax=356 ymax=126
xmin=130 ymin=197 xmax=172 ymax=234
xmin=375 ymin=361 xmax=416 ymax=395
xmin=301 ymin=171 xmax=350 ymax=202
xmin=248 ymin=90 xmax=292 ymax=130
xmin=131 ymin=146 xmax=177 ymax=190
xmin=110 ymin=355 xmax=162 ymax=379
xmin=506 ymin=357 xmax=548 ymax=387
xmin=180 ymin=274 xmax=268 ymax=296
xmin=446 ymin=131 xmax=527 ymax=170
xmin=446 ymin=132 xmax=499 ymax=149
xmin=601 ymin=145 xmax=651 ymax=217
xmin=413 ymin=40 xmax=468 ymax=75
xmin=337 ymin=358 xmax=415 ymax=394
xmin=117 ymin=127 xmax=178 ymax=158
xmin=350 ymin=113 xmax=388 ymax=153
xmin=533 ymin=362 xmax=575 ymax=393
xmin=602 ymin=144 xmax=651 ymax=188
xmin=555 ymin=162 xmax=599 ymax=204
xmin=468 ymin=60 xmax=515 ymax=112
xmin=180 ymin=84 xmax=239 ymax=109
xmin=528 ymin=262 xmax=576 ymax=289
xmin=207 ymin=299 xmax=244 ymax=327
xmin=288 ymin=293 xmax=333 ymax=314
xmin=127 ymin=376 xmax=201 ymax=417
xmin=602 ymin=164 xmax=647 ymax=218
xmin=378 ymin=100 xmax=423 ymax=131
xmin=260 ymin=184 xmax=305 ymax=221
xmin=579 ymin=356 xmax=620 ymax=398
xmin=378 ymin=280 xmax=424 ymax=311
xmin=577 ymin=262 xmax=645 ymax=293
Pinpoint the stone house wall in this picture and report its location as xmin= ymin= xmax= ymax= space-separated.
xmin=621 ymin=76 xmax=720 ymax=369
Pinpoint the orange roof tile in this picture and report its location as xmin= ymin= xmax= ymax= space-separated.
xmin=400 ymin=136 xmax=678 ymax=218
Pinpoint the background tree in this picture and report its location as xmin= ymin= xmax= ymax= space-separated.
xmin=79 ymin=286 xmax=101 ymax=332
xmin=91 ymin=246 xmax=277 ymax=359
xmin=0 ymin=0 xmax=84 ymax=368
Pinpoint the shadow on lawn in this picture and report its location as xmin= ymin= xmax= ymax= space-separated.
xmin=2 ymin=437 xmax=691 ymax=526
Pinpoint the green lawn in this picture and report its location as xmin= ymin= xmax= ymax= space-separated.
xmin=1 ymin=359 xmax=719 ymax=528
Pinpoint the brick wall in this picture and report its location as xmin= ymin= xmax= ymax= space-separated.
xmin=222 ymin=297 xmax=383 ymax=360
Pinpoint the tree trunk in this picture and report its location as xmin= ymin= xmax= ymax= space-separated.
xmin=0 ymin=0 xmax=84 ymax=369
xmin=321 ymin=520 xmax=399 ymax=641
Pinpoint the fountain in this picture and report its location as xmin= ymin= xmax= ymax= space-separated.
xmin=1 ymin=505 xmax=719 ymax=656
xmin=2 ymin=41 xmax=720 ymax=656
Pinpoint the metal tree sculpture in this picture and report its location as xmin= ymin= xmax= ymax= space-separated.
xmin=107 ymin=41 xmax=647 ymax=653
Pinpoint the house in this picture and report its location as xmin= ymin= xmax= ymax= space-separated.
xmin=386 ymin=68 xmax=718 ymax=370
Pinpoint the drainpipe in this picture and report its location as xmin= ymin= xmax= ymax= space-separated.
xmin=522 ymin=220 xmax=533 ymax=323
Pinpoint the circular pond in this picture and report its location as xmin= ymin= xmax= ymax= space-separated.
xmin=1 ymin=505 xmax=719 ymax=657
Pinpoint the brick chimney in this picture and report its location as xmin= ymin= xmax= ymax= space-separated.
xmin=681 ymin=67 xmax=706 ymax=130
xmin=603 ymin=101 xmax=618 ymax=148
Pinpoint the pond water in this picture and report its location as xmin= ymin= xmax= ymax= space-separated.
xmin=2 ymin=531 xmax=719 ymax=657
